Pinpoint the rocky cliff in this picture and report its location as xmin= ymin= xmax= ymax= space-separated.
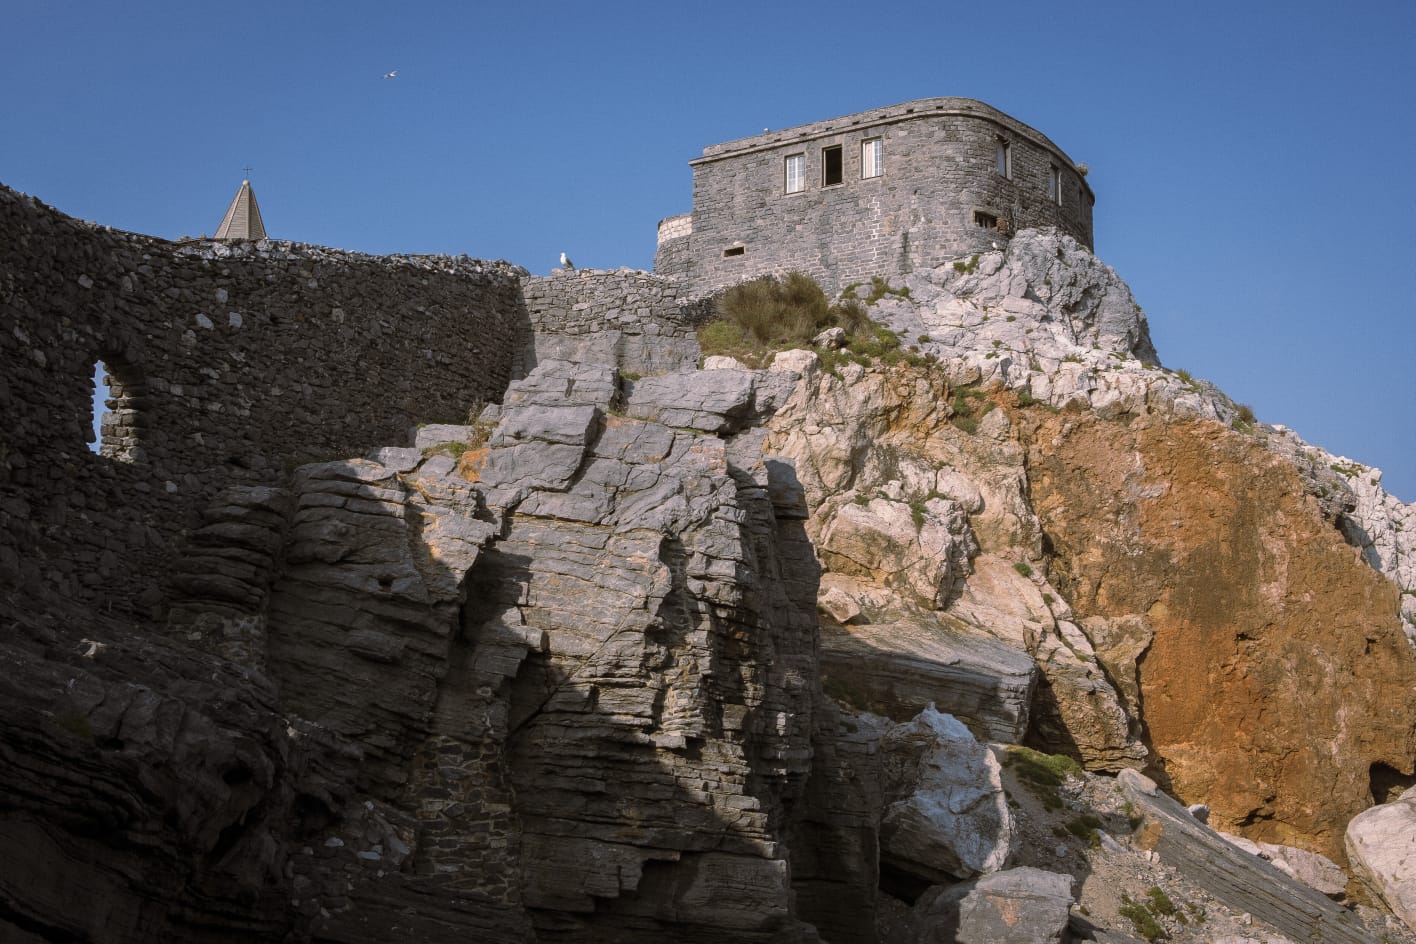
xmin=4 ymin=192 xmax=1416 ymax=944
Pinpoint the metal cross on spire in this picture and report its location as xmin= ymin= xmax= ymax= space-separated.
xmin=242 ymin=165 xmax=253 ymax=180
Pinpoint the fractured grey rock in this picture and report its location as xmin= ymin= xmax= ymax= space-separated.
xmin=914 ymin=867 xmax=1073 ymax=944
xmin=1120 ymin=770 xmax=1379 ymax=944
xmin=820 ymin=616 xmax=1037 ymax=744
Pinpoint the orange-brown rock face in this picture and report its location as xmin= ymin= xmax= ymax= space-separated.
xmin=1026 ymin=412 xmax=1416 ymax=861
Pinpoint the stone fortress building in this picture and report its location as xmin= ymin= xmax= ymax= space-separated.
xmin=654 ymin=97 xmax=1095 ymax=295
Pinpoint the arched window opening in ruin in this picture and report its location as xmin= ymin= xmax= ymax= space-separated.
xmin=90 ymin=356 xmax=145 ymax=462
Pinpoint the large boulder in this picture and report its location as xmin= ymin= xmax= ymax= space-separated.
xmin=878 ymin=707 xmax=1014 ymax=882
xmin=1346 ymin=788 xmax=1416 ymax=931
xmin=912 ymin=867 xmax=1073 ymax=944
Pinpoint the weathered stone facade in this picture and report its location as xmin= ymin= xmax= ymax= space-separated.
xmin=0 ymin=184 xmax=529 ymax=620
xmin=655 ymin=97 xmax=1094 ymax=295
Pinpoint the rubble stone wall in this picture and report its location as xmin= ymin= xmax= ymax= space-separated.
xmin=520 ymin=267 xmax=711 ymax=376
xmin=0 ymin=184 xmax=529 ymax=617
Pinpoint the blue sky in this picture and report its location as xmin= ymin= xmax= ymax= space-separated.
xmin=5 ymin=0 xmax=1414 ymax=500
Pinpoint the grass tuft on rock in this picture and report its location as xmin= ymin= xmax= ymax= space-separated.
xmin=698 ymin=272 xmax=926 ymax=371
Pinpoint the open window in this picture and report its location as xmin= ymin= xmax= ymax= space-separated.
xmin=1048 ymin=165 xmax=1062 ymax=205
xmin=822 ymin=145 xmax=843 ymax=186
xmin=973 ymin=210 xmax=999 ymax=230
xmin=995 ymin=138 xmax=1012 ymax=178
xmin=91 ymin=355 xmax=146 ymax=462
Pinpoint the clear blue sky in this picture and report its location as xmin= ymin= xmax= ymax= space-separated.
xmin=5 ymin=0 xmax=1414 ymax=500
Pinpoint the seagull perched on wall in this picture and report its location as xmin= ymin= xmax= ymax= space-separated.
xmin=560 ymin=252 xmax=575 ymax=270
xmin=382 ymin=70 xmax=398 ymax=79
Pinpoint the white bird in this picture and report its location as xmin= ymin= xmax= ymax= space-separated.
xmin=560 ymin=252 xmax=575 ymax=270
xmin=382 ymin=70 xmax=398 ymax=79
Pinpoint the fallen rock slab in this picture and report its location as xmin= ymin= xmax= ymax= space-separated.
xmin=1119 ymin=770 xmax=1379 ymax=944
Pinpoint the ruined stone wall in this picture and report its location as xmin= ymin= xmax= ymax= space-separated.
xmin=520 ymin=267 xmax=711 ymax=376
xmin=655 ymin=97 xmax=1094 ymax=296
xmin=0 ymin=184 xmax=528 ymax=618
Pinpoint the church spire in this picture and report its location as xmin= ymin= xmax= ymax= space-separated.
xmin=214 ymin=179 xmax=267 ymax=240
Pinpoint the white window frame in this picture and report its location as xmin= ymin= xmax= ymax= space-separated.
xmin=861 ymin=137 xmax=883 ymax=179
xmin=784 ymin=153 xmax=805 ymax=194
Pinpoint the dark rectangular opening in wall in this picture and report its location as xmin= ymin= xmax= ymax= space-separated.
xmin=723 ymin=246 xmax=745 ymax=258
xmin=822 ymin=145 xmax=843 ymax=186
xmin=973 ymin=211 xmax=998 ymax=229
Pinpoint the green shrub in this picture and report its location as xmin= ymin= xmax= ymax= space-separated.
xmin=700 ymin=272 xmax=881 ymax=367
xmin=1004 ymin=745 xmax=1081 ymax=787
xmin=909 ymin=499 xmax=927 ymax=528
xmin=1145 ymin=886 xmax=1176 ymax=918
xmin=865 ymin=275 xmax=911 ymax=303
xmin=1064 ymin=813 xmax=1105 ymax=840
xmin=1014 ymin=561 xmax=1034 ymax=578
xmin=1235 ymin=403 xmax=1256 ymax=424
xmin=1119 ymin=895 xmax=1165 ymax=942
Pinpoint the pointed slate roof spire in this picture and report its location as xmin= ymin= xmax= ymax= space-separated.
xmin=214 ymin=179 xmax=267 ymax=240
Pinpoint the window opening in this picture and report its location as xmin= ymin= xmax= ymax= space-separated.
xmin=90 ymin=355 xmax=145 ymax=462
xmin=822 ymin=145 xmax=843 ymax=186
xmin=89 ymin=361 xmax=109 ymax=454
xmin=861 ymin=138 xmax=883 ymax=178
xmin=973 ymin=210 xmax=998 ymax=230
xmin=1048 ymin=165 xmax=1062 ymax=205
xmin=995 ymin=138 xmax=1011 ymax=178
xmin=784 ymin=153 xmax=805 ymax=193
xmin=723 ymin=245 xmax=745 ymax=258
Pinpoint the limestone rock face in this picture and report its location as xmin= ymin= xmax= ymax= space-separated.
xmin=8 ymin=198 xmax=1416 ymax=944
xmin=1029 ymin=412 xmax=1416 ymax=861
xmin=766 ymin=361 xmax=1146 ymax=769
xmin=449 ymin=359 xmax=823 ymax=939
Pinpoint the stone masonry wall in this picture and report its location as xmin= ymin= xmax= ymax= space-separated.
xmin=520 ymin=267 xmax=712 ymax=377
xmin=0 ymin=184 xmax=529 ymax=619
xmin=655 ymin=97 xmax=1094 ymax=296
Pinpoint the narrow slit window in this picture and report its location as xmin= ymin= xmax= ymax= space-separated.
xmin=822 ymin=145 xmax=843 ymax=186
xmin=973 ymin=210 xmax=998 ymax=230
xmin=861 ymin=138 xmax=883 ymax=178
xmin=90 ymin=355 xmax=145 ymax=462
xmin=723 ymin=245 xmax=745 ymax=258
xmin=784 ymin=153 xmax=805 ymax=193
xmin=89 ymin=361 xmax=109 ymax=454
xmin=995 ymin=138 xmax=1011 ymax=178
xmin=1048 ymin=165 xmax=1062 ymax=205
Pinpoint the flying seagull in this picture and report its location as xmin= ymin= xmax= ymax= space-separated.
xmin=382 ymin=70 xmax=398 ymax=79
xmin=560 ymin=252 xmax=575 ymax=270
